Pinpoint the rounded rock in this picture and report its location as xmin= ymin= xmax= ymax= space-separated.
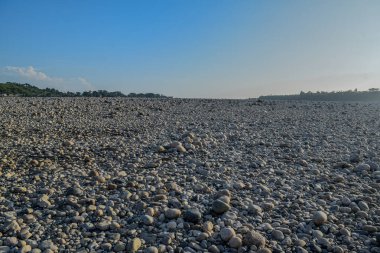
xmin=208 ymin=245 xmax=220 ymax=253
xmin=141 ymin=215 xmax=154 ymax=225
xmin=144 ymin=246 xmax=159 ymax=253
xmin=128 ymin=238 xmax=142 ymax=253
xmin=165 ymin=208 xmax=181 ymax=219
xmin=114 ymin=242 xmax=126 ymax=252
xmin=183 ymin=208 xmax=202 ymax=223
xmin=20 ymin=245 xmax=32 ymax=253
xmin=212 ymin=199 xmax=231 ymax=214
xmin=228 ymin=236 xmax=242 ymax=248
xmin=313 ymin=211 xmax=328 ymax=225
xmin=167 ymin=221 xmax=177 ymax=230
xmin=244 ymin=231 xmax=266 ymax=247
xmin=257 ymin=248 xmax=272 ymax=253
xmin=339 ymin=228 xmax=351 ymax=236
xmin=220 ymin=227 xmax=236 ymax=241
xmin=203 ymin=221 xmax=214 ymax=232
xmin=358 ymin=201 xmax=369 ymax=211
xmin=271 ymin=230 xmax=284 ymax=241
xmin=248 ymin=204 xmax=262 ymax=214
xmin=333 ymin=246 xmax=344 ymax=253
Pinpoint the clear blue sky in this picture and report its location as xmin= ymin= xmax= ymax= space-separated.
xmin=0 ymin=0 xmax=379 ymax=98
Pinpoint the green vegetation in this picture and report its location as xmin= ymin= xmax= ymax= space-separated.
xmin=259 ymin=88 xmax=380 ymax=102
xmin=0 ymin=82 xmax=169 ymax=98
xmin=0 ymin=82 xmax=65 ymax=97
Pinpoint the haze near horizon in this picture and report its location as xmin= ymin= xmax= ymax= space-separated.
xmin=0 ymin=0 xmax=379 ymax=98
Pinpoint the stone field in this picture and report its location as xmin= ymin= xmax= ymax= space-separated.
xmin=0 ymin=98 xmax=380 ymax=253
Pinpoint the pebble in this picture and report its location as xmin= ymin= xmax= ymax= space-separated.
xmin=101 ymin=243 xmax=112 ymax=251
xmin=0 ymin=247 xmax=10 ymax=253
xmin=262 ymin=202 xmax=274 ymax=211
xmin=228 ymin=236 xmax=242 ymax=248
xmin=183 ymin=208 xmax=202 ymax=223
xmin=114 ymin=242 xmax=126 ymax=252
xmin=208 ymin=245 xmax=220 ymax=253
xmin=128 ymin=238 xmax=142 ymax=253
xmin=20 ymin=245 xmax=32 ymax=253
xmin=212 ymin=199 xmax=231 ymax=214
xmin=248 ymin=204 xmax=262 ymax=214
xmin=363 ymin=225 xmax=377 ymax=233
xmin=144 ymin=246 xmax=159 ymax=253
xmin=220 ymin=227 xmax=236 ymax=241
xmin=339 ymin=228 xmax=351 ymax=236
xmin=271 ymin=229 xmax=285 ymax=241
xmin=141 ymin=215 xmax=154 ymax=225
xmin=96 ymin=221 xmax=111 ymax=231
xmin=66 ymin=186 xmax=83 ymax=196
xmin=165 ymin=208 xmax=181 ymax=219
xmin=313 ymin=211 xmax=328 ymax=225
xmin=358 ymin=201 xmax=369 ymax=211
xmin=167 ymin=221 xmax=177 ymax=230
xmin=39 ymin=240 xmax=58 ymax=251
xmin=257 ymin=248 xmax=272 ymax=253
xmin=4 ymin=220 xmax=21 ymax=233
xmin=295 ymin=239 xmax=306 ymax=247
xmin=244 ymin=231 xmax=266 ymax=247
xmin=203 ymin=221 xmax=214 ymax=232
xmin=333 ymin=246 xmax=344 ymax=253
xmin=295 ymin=246 xmax=308 ymax=253
xmin=6 ymin=237 xmax=18 ymax=246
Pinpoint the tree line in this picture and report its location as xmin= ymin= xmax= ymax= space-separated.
xmin=0 ymin=82 xmax=170 ymax=98
xmin=259 ymin=88 xmax=380 ymax=102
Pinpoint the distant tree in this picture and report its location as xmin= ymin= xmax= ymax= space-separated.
xmin=0 ymin=82 xmax=170 ymax=98
xmin=259 ymin=88 xmax=380 ymax=102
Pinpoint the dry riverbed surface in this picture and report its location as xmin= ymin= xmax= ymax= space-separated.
xmin=0 ymin=98 xmax=380 ymax=253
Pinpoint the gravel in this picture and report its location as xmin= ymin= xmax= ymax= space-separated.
xmin=0 ymin=97 xmax=380 ymax=252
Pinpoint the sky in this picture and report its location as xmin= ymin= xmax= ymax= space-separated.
xmin=0 ymin=0 xmax=379 ymax=98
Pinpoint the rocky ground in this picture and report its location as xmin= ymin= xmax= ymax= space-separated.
xmin=0 ymin=98 xmax=379 ymax=253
